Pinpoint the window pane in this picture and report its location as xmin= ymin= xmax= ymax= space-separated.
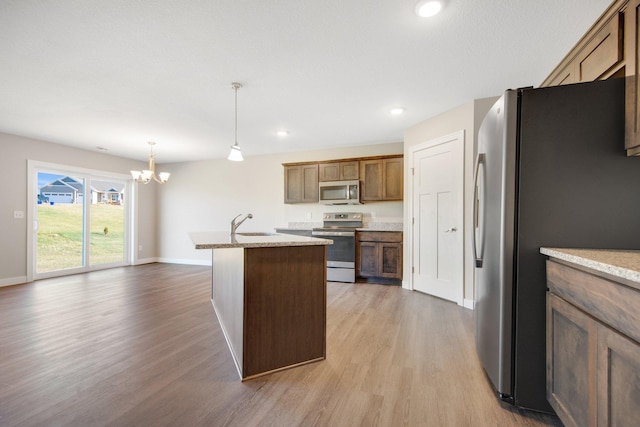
xmin=89 ymin=179 xmax=126 ymax=266
xmin=36 ymin=172 xmax=84 ymax=273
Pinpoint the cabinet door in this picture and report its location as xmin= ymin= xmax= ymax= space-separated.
xmin=358 ymin=241 xmax=378 ymax=277
xmin=544 ymin=64 xmax=578 ymax=87
xmin=284 ymin=166 xmax=303 ymax=203
xmin=382 ymin=158 xmax=403 ymax=200
xmin=319 ymin=161 xmax=360 ymax=181
xmin=300 ymin=164 xmax=319 ymax=203
xmin=360 ymin=160 xmax=383 ymax=201
xmin=379 ymin=242 xmax=402 ymax=279
xmin=318 ymin=163 xmax=340 ymax=182
xmin=340 ymin=161 xmax=359 ymax=180
xmin=625 ymin=0 xmax=640 ymax=154
xmin=546 ymin=294 xmax=597 ymax=427
xmin=576 ymin=12 xmax=623 ymax=82
xmin=596 ymin=323 xmax=640 ymax=427
xmin=284 ymin=164 xmax=318 ymax=204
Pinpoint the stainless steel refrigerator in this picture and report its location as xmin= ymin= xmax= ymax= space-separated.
xmin=473 ymin=78 xmax=640 ymax=413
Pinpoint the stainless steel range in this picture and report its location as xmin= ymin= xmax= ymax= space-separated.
xmin=312 ymin=212 xmax=363 ymax=283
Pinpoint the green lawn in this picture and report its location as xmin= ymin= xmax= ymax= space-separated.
xmin=37 ymin=203 xmax=125 ymax=272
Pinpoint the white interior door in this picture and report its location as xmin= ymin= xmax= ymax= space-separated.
xmin=411 ymin=132 xmax=464 ymax=304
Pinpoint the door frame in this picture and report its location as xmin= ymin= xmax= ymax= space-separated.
xmin=27 ymin=160 xmax=134 ymax=282
xmin=407 ymin=130 xmax=465 ymax=305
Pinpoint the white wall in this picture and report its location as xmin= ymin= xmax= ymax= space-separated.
xmin=157 ymin=142 xmax=404 ymax=264
xmin=0 ymin=132 xmax=157 ymax=286
xmin=0 ymin=131 xmax=402 ymax=283
xmin=403 ymin=97 xmax=497 ymax=307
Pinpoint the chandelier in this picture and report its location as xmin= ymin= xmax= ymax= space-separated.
xmin=130 ymin=141 xmax=171 ymax=184
xmin=228 ymin=82 xmax=244 ymax=161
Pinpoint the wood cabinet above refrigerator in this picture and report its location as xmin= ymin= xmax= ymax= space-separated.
xmin=540 ymin=0 xmax=640 ymax=156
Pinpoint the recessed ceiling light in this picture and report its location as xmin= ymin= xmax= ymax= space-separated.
xmin=276 ymin=130 xmax=289 ymax=137
xmin=415 ymin=0 xmax=443 ymax=17
xmin=390 ymin=107 xmax=406 ymax=115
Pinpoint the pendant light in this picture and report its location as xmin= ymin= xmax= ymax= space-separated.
xmin=130 ymin=141 xmax=170 ymax=184
xmin=228 ymin=82 xmax=244 ymax=161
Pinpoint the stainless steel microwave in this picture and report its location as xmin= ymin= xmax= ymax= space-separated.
xmin=318 ymin=180 xmax=361 ymax=205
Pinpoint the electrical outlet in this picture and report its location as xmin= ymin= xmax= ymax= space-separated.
xmin=306 ymin=212 xmax=312 ymax=219
xmin=138 ymin=245 xmax=143 ymax=252
xmin=13 ymin=210 xmax=24 ymax=219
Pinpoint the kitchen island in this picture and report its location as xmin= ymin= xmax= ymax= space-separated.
xmin=190 ymin=231 xmax=331 ymax=380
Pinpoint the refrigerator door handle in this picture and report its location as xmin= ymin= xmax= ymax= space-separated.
xmin=473 ymin=153 xmax=485 ymax=268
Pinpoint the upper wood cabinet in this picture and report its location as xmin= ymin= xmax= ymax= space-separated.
xmin=624 ymin=0 xmax=640 ymax=154
xmin=283 ymin=164 xmax=318 ymax=204
xmin=318 ymin=161 xmax=359 ymax=182
xmin=541 ymin=0 xmax=640 ymax=155
xmin=544 ymin=10 xmax=623 ymax=87
xmin=360 ymin=156 xmax=403 ymax=202
xmin=284 ymin=154 xmax=403 ymax=204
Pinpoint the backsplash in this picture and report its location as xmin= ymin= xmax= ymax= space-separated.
xmin=284 ymin=216 xmax=403 ymax=231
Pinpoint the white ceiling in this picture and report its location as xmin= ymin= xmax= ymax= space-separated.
xmin=0 ymin=0 xmax=611 ymax=163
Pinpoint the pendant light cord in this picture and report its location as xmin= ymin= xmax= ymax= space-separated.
xmin=232 ymin=82 xmax=242 ymax=146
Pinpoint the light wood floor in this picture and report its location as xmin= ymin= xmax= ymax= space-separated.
xmin=0 ymin=263 xmax=562 ymax=426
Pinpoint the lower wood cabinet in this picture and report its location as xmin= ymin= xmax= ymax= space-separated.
xmin=596 ymin=320 xmax=640 ymax=426
xmin=546 ymin=259 xmax=640 ymax=427
xmin=356 ymin=231 xmax=402 ymax=283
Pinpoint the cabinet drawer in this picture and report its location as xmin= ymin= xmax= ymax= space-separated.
xmin=546 ymin=260 xmax=640 ymax=343
xmin=357 ymin=231 xmax=402 ymax=243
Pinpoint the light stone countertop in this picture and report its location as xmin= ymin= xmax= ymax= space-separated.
xmin=541 ymin=248 xmax=640 ymax=284
xmin=190 ymin=231 xmax=332 ymax=249
xmin=280 ymin=219 xmax=403 ymax=232
xmin=357 ymin=224 xmax=403 ymax=232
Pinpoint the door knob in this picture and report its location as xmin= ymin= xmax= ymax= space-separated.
xmin=444 ymin=227 xmax=457 ymax=233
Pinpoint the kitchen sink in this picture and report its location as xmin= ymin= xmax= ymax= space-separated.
xmin=235 ymin=232 xmax=278 ymax=236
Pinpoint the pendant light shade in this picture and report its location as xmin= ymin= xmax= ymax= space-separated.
xmin=228 ymin=82 xmax=244 ymax=161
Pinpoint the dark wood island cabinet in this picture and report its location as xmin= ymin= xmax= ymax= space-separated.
xmin=190 ymin=232 xmax=331 ymax=380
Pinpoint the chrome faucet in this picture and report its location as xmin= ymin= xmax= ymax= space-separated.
xmin=230 ymin=213 xmax=253 ymax=235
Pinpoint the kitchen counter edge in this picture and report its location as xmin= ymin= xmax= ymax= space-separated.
xmin=540 ymin=247 xmax=640 ymax=285
xmin=190 ymin=231 xmax=332 ymax=249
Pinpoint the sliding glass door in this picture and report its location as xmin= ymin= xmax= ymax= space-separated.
xmin=30 ymin=162 xmax=131 ymax=279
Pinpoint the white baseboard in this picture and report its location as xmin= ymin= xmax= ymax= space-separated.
xmin=133 ymin=257 xmax=158 ymax=265
xmin=463 ymin=298 xmax=475 ymax=310
xmin=156 ymin=257 xmax=211 ymax=266
xmin=0 ymin=276 xmax=28 ymax=287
